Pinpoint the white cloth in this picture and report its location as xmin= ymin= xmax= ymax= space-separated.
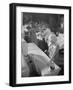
xmin=27 ymin=43 xmax=60 ymax=76
xmin=28 ymin=43 xmax=50 ymax=62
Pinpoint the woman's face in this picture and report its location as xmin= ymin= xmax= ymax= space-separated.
xmin=41 ymin=28 xmax=51 ymax=39
xmin=36 ymin=32 xmax=43 ymax=40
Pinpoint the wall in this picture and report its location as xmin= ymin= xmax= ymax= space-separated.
xmin=0 ymin=0 xmax=73 ymax=90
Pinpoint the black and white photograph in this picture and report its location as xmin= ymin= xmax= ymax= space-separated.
xmin=21 ymin=13 xmax=64 ymax=77
xmin=10 ymin=3 xmax=71 ymax=87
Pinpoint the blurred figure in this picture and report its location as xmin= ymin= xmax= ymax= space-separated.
xmin=42 ymin=28 xmax=58 ymax=59
xmin=47 ymin=33 xmax=58 ymax=59
xmin=56 ymin=33 xmax=64 ymax=50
